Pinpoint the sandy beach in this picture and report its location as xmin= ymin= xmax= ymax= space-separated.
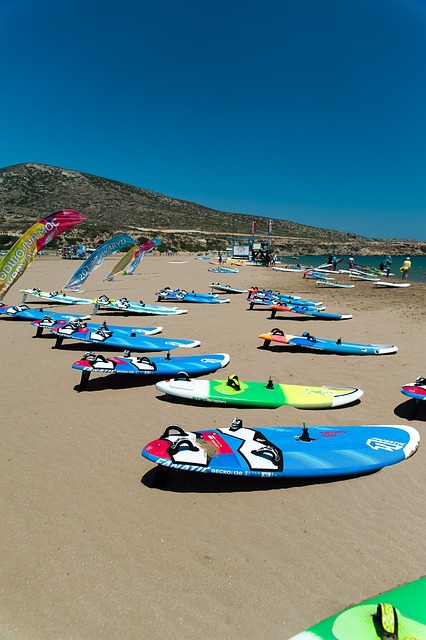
xmin=1 ymin=254 xmax=425 ymax=639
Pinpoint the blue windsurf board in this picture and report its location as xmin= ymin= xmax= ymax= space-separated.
xmin=142 ymin=419 xmax=419 ymax=482
xmin=156 ymin=288 xmax=229 ymax=303
xmin=32 ymin=317 xmax=162 ymax=337
xmin=49 ymin=321 xmax=200 ymax=351
xmin=259 ymin=328 xmax=397 ymax=355
xmin=72 ymin=352 xmax=230 ymax=391
xmin=269 ymin=305 xmax=353 ymax=320
xmin=0 ymin=303 xmax=90 ymax=323
xmin=93 ymin=295 xmax=187 ymax=315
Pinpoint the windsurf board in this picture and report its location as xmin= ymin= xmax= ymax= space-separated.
xmin=32 ymin=317 xmax=162 ymax=337
xmin=20 ymin=288 xmax=93 ymax=305
xmin=48 ymin=321 xmax=200 ymax=352
xmin=156 ymin=288 xmax=229 ymax=303
xmin=209 ymin=283 xmax=248 ymax=294
xmin=142 ymin=419 xmax=419 ymax=481
xmin=303 ymin=272 xmax=335 ymax=281
xmin=155 ymin=373 xmax=363 ymax=408
xmin=316 ymin=258 xmax=344 ymax=269
xmin=0 ymin=304 xmax=90 ymax=323
xmin=248 ymin=288 xmax=310 ymax=302
xmin=272 ymin=266 xmax=305 ymax=272
xmin=259 ymin=328 xmax=397 ymax=355
xmin=93 ymin=295 xmax=187 ymax=315
xmin=288 ymin=577 xmax=426 ymax=639
xmin=401 ymin=377 xmax=426 ymax=401
xmin=316 ymin=281 xmax=355 ymax=289
xmin=374 ymin=281 xmax=411 ymax=288
xmin=248 ymin=297 xmax=324 ymax=311
xmin=401 ymin=377 xmax=426 ymax=419
xmin=269 ymin=305 xmax=353 ymax=321
xmin=72 ymin=352 xmax=230 ymax=391
xmin=349 ymin=274 xmax=379 ymax=282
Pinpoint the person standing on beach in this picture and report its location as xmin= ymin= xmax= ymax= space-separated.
xmin=348 ymin=255 xmax=355 ymax=269
xmin=384 ymin=254 xmax=392 ymax=278
xmin=400 ymin=257 xmax=411 ymax=280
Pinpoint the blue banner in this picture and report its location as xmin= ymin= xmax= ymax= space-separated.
xmin=62 ymin=234 xmax=135 ymax=291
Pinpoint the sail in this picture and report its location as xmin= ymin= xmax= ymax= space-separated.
xmin=104 ymin=237 xmax=160 ymax=281
xmin=62 ymin=234 xmax=135 ymax=291
xmin=103 ymin=243 xmax=139 ymax=281
xmin=0 ymin=209 xmax=86 ymax=301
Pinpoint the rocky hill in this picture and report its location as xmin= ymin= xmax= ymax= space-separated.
xmin=0 ymin=163 xmax=424 ymax=255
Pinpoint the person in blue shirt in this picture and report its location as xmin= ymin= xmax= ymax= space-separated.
xmin=384 ymin=255 xmax=392 ymax=278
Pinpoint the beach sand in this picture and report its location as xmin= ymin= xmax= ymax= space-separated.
xmin=1 ymin=254 xmax=425 ymax=639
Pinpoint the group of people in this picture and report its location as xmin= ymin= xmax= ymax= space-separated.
xmin=337 ymin=252 xmax=412 ymax=280
xmin=327 ymin=251 xmax=339 ymax=270
xmin=217 ymin=249 xmax=413 ymax=280
xmin=379 ymin=255 xmax=412 ymax=279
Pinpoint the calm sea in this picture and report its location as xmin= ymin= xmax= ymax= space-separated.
xmin=279 ymin=255 xmax=426 ymax=283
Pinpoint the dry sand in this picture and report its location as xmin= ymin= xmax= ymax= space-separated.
xmin=1 ymin=254 xmax=425 ymax=639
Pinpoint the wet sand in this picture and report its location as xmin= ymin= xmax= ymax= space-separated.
xmin=1 ymin=254 xmax=425 ymax=639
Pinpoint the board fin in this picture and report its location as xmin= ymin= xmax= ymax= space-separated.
xmin=299 ymin=425 xmax=313 ymax=442
xmin=266 ymin=377 xmax=274 ymax=389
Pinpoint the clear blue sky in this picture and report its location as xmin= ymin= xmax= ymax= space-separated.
xmin=1 ymin=0 xmax=425 ymax=241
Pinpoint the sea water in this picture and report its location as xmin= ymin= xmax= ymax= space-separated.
xmin=279 ymin=255 xmax=426 ymax=283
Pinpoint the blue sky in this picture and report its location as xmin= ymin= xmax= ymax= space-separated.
xmin=1 ymin=0 xmax=425 ymax=241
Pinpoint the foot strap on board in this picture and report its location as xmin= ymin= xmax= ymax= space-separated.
xmin=302 ymin=332 xmax=316 ymax=342
xmin=373 ymin=603 xmax=398 ymax=640
xmin=227 ymin=374 xmax=241 ymax=391
xmin=160 ymin=425 xmax=189 ymax=439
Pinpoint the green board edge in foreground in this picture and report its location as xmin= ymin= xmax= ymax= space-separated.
xmin=289 ymin=576 xmax=426 ymax=639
